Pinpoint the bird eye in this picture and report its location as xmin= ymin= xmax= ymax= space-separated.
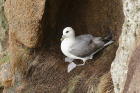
xmin=66 ymin=31 xmax=69 ymax=33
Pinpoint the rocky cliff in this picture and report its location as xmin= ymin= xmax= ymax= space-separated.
xmin=111 ymin=0 xmax=140 ymax=93
xmin=0 ymin=0 xmax=139 ymax=93
xmin=0 ymin=0 xmax=9 ymax=92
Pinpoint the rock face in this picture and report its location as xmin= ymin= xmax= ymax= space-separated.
xmin=3 ymin=0 xmax=124 ymax=93
xmin=0 ymin=0 xmax=9 ymax=92
xmin=123 ymin=46 xmax=140 ymax=93
xmin=4 ymin=0 xmax=45 ymax=48
xmin=0 ymin=0 xmax=9 ymax=51
xmin=111 ymin=0 xmax=140 ymax=93
xmin=3 ymin=0 xmax=46 ymax=92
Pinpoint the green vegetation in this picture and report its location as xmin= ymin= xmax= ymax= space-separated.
xmin=68 ymin=75 xmax=80 ymax=93
xmin=134 ymin=31 xmax=137 ymax=37
xmin=0 ymin=84 xmax=4 ymax=89
xmin=117 ymin=83 xmax=120 ymax=91
xmin=0 ymin=0 xmax=9 ymax=51
xmin=125 ymin=31 xmax=127 ymax=34
xmin=2 ymin=52 xmax=9 ymax=64
xmin=126 ymin=9 xmax=129 ymax=12
xmin=122 ymin=47 xmax=124 ymax=50
xmin=136 ymin=6 xmax=140 ymax=12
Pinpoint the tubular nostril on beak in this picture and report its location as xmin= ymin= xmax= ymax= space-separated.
xmin=60 ymin=35 xmax=66 ymax=41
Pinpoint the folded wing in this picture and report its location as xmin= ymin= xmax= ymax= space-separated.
xmin=69 ymin=34 xmax=105 ymax=58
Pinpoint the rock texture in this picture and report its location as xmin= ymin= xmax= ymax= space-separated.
xmin=3 ymin=0 xmax=124 ymax=93
xmin=111 ymin=0 xmax=140 ymax=93
xmin=4 ymin=0 xmax=46 ymax=92
xmin=123 ymin=45 xmax=140 ymax=93
xmin=5 ymin=0 xmax=45 ymax=48
xmin=0 ymin=0 xmax=9 ymax=92
xmin=0 ymin=0 xmax=9 ymax=51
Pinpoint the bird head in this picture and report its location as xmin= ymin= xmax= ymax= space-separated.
xmin=61 ymin=27 xmax=75 ymax=41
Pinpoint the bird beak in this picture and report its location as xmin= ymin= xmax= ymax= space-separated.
xmin=60 ymin=35 xmax=66 ymax=41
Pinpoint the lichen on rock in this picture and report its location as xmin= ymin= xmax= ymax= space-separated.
xmin=0 ymin=0 xmax=9 ymax=92
xmin=0 ymin=0 xmax=9 ymax=51
xmin=111 ymin=0 xmax=140 ymax=93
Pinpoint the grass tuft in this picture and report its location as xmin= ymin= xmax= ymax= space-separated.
xmin=2 ymin=52 xmax=9 ymax=64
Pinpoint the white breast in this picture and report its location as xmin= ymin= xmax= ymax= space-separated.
xmin=61 ymin=39 xmax=71 ymax=57
xmin=61 ymin=38 xmax=84 ymax=60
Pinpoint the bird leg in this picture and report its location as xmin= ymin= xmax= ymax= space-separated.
xmin=76 ymin=61 xmax=86 ymax=66
xmin=65 ymin=57 xmax=74 ymax=63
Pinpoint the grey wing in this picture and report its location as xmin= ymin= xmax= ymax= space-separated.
xmin=69 ymin=34 xmax=99 ymax=57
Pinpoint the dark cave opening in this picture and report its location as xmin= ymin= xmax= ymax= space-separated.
xmin=41 ymin=0 xmax=124 ymax=52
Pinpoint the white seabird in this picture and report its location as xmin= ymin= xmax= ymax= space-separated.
xmin=61 ymin=27 xmax=114 ymax=72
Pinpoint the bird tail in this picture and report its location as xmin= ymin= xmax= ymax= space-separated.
xmin=104 ymin=35 xmax=113 ymax=40
xmin=102 ymin=35 xmax=114 ymax=46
